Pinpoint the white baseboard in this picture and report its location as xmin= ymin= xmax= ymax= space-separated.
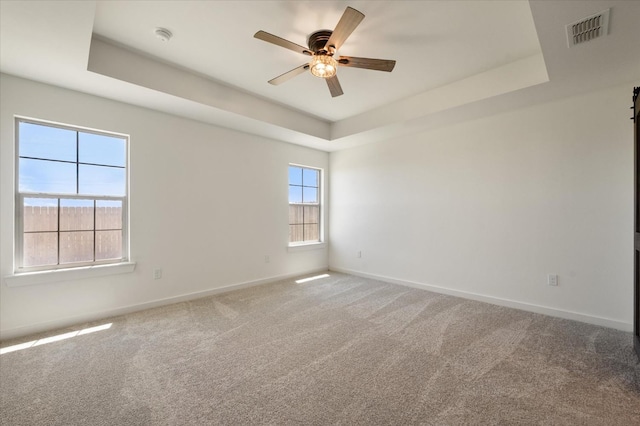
xmin=329 ymin=267 xmax=633 ymax=332
xmin=0 ymin=268 xmax=329 ymax=341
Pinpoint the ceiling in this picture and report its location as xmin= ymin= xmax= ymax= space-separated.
xmin=1 ymin=1 xmax=639 ymax=152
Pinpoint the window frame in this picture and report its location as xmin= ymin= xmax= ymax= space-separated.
xmin=14 ymin=117 xmax=130 ymax=273
xmin=288 ymin=163 xmax=323 ymax=247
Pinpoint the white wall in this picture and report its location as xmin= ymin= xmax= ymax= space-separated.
xmin=330 ymin=83 xmax=633 ymax=330
xmin=0 ymin=74 xmax=329 ymax=339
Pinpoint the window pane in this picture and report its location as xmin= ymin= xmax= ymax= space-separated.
xmin=60 ymin=199 xmax=94 ymax=231
xmin=17 ymin=120 xmax=129 ymax=271
xmin=79 ymin=132 xmax=126 ymax=167
xmin=19 ymin=122 xmax=76 ymax=162
xmin=289 ymin=185 xmax=302 ymax=203
xmin=303 ymin=168 xmax=318 ymax=187
xmin=23 ymin=198 xmax=58 ymax=232
xmin=59 ymin=231 xmax=94 ymax=264
xmin=302 ymin=187 xmax=318 ymax=203
xmin=96 ymin=230 xmax=122 ymax=260
xmin=289 ymin=166 xmax=302 ymax=185
xmin=289 ymin=204 xmax=303 ymax=225
xmin=23 ymin=232 xmax=58 ymax=267
xmin=304 ymin=205 xmax=319 ymax=224
xmin=96 ymin=200 xmax=122 ymax=230
xmin=304 ymin=224 xmax=319 ymax=242
xmin=79 ymin=164 xmax=125 ymax=196
xmin=19 ymin=158 xmax=76 ymax=194
xmin=289 ymin=225 xmax=304 ymax=243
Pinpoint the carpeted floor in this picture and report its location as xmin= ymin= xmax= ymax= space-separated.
xmin=1 ymin=272 xmax=639 ymax=425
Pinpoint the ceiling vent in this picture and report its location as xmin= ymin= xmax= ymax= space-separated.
xmin=566 ymin=9 xmax=610 ymax=48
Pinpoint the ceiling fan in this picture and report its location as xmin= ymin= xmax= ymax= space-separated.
xmin=254 ymin=6 xmax=396 ymax=98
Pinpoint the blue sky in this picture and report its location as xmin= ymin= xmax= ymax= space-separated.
xmin=289 ymin=166 xmax=318 ymax=204
xmin=19 ymin=122 xmax=126 ymax=202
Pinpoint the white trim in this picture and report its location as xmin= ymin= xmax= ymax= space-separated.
xmin=287 ymin=242 xmax=327 ymax=252
xmin=0 ymin=267 xmax=328 ymax=341
xmin=329 ymin=267 xmax=632 ymax=332
xmin=4 ymin=262 xmax=136 ymax=287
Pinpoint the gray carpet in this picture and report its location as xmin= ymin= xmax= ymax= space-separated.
xmin=1 ymin=272 xmax=639 ymax=425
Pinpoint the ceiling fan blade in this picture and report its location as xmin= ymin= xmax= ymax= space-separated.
xmin=324 ymin=7 xmax=365 ymax=52
xmin=268 ymin=64 xmax=309 ymax=85
xmin=337 ymin=56 xmax=396 ymax=72
xmin=326 ymin=75 xmax=343 ymax=97
xmin=254 ymin=31 xmax=312 ymax=56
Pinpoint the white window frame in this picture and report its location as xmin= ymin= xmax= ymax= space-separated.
xmin=14 ymin=117 xmax=130 ymax=273
xmin=288 ymin=163 xmax=324 ymax=247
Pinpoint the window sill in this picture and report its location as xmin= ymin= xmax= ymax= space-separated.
xmin=4 ymin=262 xmax=136 ymax=287
xmin=287 ymin=242 xmax=326 ymax=252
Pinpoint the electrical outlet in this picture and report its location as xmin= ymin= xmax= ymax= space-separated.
xmin=153 ymin=269 xmax=162 ymax=280
xmin=357 ymin=251 xmax=362 ymax=258
xmin=265 ymin=255 xmax=270 ymax=263
xmin=548 ymin=274 xmax=558 ymax=286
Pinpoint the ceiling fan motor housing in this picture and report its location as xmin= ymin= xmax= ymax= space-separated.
xmin=307 ymin=30 xmax=333 ymax=54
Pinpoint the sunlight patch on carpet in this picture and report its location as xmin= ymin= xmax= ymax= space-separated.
xmin=296 ymin=274 xmax=330 ymax=284
xmin=0 ymin=323 xmax=112 ymax=355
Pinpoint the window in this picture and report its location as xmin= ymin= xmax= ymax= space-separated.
xmin=15 ymin=118 xmax=128 ymax=272
xmin=288 ymin=165 xmax=321 ymax=244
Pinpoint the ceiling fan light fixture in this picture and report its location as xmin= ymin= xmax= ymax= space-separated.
xmin=310 ymin=54 xmax=337 ymax=79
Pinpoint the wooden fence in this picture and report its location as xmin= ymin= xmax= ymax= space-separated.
xmin=22 ymin=206 xmax=123 ymax=267
xmin=289 ymin=204 xmax=319 ymax=243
